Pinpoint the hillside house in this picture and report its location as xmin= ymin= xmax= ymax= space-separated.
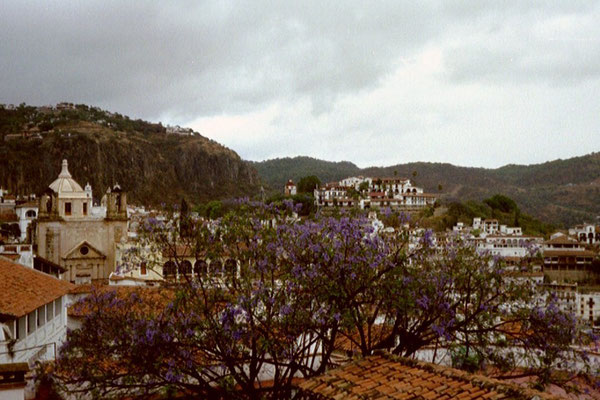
xmin=284 ymin=179 xmax=297 ymax=196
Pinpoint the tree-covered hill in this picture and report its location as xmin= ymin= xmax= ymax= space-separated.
xmin=0 ymin=103 xmax=260 ymax=206
xmin=254 ymin=154 xmax=600 ymax=227
xmin=251 ymin=156 xmax=360 ymax=190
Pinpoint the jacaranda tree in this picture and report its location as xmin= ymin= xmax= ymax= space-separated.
xmin=52 ymin=201 xmax=598 ymax=399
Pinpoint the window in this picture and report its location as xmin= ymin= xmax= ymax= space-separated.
xmin=65 ymin=202 xmax=72 ymax=215
xmin=83 ymin=202 xmax=88 ymax=216
xmin=17 ymin=316 xmax=26 ymax=339
xmin=27 ymin=311 xmax=36 ymax=334
xmin=55 ymin=297 xmax=63 ymax=317
xmin=140 ymin=262 xmax=147 ymax=276
xmin=37 ymin=306 xmax=46 ymax=327
xmin=179 ymin=261 xmax=192 ymax=276
xmin=80 ymin=246 xmax=89 ymax=256
xmin=47 ymin=302 xmax=54 ymax=321
xmin=7 ymin=320 xmax=15 ymax=339
xmin=163 ymin=261 xmax=176 ymax=278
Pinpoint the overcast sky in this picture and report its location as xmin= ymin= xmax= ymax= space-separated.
xmin=2 ymin=1 xmax=599 ymax=168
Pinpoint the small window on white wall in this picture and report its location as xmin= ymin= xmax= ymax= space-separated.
xmin=55 ymin=297 xmax=63 ymax=317
xmin=27 ymin=312 xmax=36 ymax=334
xmin=37 ymin=306 xmax=46 ymax=327
xmin=47 ymin=302 xmax=54 ymax=321
xmin=17 ymin=316 xmax=26 ymax=339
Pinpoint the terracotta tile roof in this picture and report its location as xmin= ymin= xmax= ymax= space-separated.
xmin=298 ymin=352 xmax=563 ymax=400
xmin=334 ymin=325 xmax=392 ymax=353
xmin=15 ymin=201 xmax=37 ymax=208
xmin=162 ymin=244 xmax=196 ymax=258
xmin=67 ymin=286 xmax=174 ymax=318
xmin=0 ymin=258 xmax=75 ymax=318
xmin=544 ymin=236 xmax=579 ymax=245
xmin=543 ymin=249 xmax=596 ymax=257
xmin=0 ymin=213 xmax=18 ymax=222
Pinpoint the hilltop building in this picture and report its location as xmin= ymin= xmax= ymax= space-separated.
xmin=35 ymin=160 xmax=128 ymax=284
xmin=284 ymin=179 xmax=297 ymax=196
xmin=314 ymin=176 xmax=436 ymax=210
xmin=569 ymin=223 xmax=600 ymax=245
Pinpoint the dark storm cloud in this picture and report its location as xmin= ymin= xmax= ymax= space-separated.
xmin=1 ymin=1 xmax=599 ymax=167
xmin=0 ymin=1 xmax=441 ymax=120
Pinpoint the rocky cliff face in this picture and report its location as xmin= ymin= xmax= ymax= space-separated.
xmin=0 ymin=105 xmax=259 ymax=205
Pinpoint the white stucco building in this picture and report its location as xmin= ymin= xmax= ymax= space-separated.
xmin=315 ymin=176 xmax=436 ymax=210
xmin=0 ymin=258 xmax=74 ymax=366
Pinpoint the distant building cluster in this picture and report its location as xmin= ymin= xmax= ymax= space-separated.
xmin=313 ymin=176 xmax=437 ymax=210
xmin=449 ymin=217 xmax=600 ymax=327
xmin=165 ymin=125 xmax=196 ymax=136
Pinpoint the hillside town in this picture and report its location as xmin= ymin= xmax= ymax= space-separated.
xmin=0 ymin=162 xmax=599 ymax=399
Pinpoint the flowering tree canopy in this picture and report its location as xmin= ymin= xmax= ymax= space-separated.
xmin=52 ymin=202 xmax=598 ymax=399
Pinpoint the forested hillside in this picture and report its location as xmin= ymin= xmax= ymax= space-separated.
xmin=255 ymin=154 xmax=600 ymax=227
xmin=0 ymin=104 xmax=259 ymax=206
xmin=251 ymin=157 xmax=360 ymax=189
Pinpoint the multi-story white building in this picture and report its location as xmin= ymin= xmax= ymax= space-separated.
xmin=0 ymin=243 xmax=33 ymax=268
xmin=477 ymin=235 xmax=543 ymax=259
xmin=569 ymin=224 xmax=600 ymax=245
xmin=314 ymin=177 xmax=436 ymax=210
xmin=0 ymin=258 xmax=74 ymax=365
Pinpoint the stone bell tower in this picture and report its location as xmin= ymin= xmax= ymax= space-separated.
xmin=106 ymin=184 xmax=127 ymax=220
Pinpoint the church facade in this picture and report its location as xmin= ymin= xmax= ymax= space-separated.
xmin=35 ymin=160 xmax=127 ymax=283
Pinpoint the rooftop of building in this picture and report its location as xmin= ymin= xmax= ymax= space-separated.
xmin=0 ymin=258 xmax=74 ymax=318
xmin=299 ymin=352 xmax=563 ymax=400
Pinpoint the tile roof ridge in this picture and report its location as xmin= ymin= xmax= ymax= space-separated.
xmin=0 ymin=257 xmax=74 ymax=287
xmin=374 ymin=350 xmax=563 ymax=400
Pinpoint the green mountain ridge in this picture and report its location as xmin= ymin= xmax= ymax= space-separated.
xmin=255 ymin=155 xmax=600 ymax=227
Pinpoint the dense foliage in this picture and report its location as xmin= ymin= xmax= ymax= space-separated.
xmin=251 ymin=157 xmax=359 ymax=193
xmin=420 ymin=195 xmax=555 ymax=237
xmin=51 ymin=202 xmax=597 ymax=399
xmin=296 ymin=175 xmax=321 ymax=194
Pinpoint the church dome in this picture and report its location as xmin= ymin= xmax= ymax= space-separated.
xmin=49 ymin=159 xmax=85 ymax=196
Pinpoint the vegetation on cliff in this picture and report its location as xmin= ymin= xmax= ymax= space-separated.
xmin=0 ymin=103 xmax=259 ymax=206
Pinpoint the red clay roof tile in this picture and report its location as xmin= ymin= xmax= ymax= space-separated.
xmin=0 ymin=258 xmax=74 ymax=318
xmin=298 ymin=352 xmax=564 ymax=400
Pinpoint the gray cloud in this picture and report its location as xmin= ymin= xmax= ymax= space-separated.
xmin=1 ymin=1 xmax=599 ymax=168
xmin=0 ymin=1 xmax=441 ymax=118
